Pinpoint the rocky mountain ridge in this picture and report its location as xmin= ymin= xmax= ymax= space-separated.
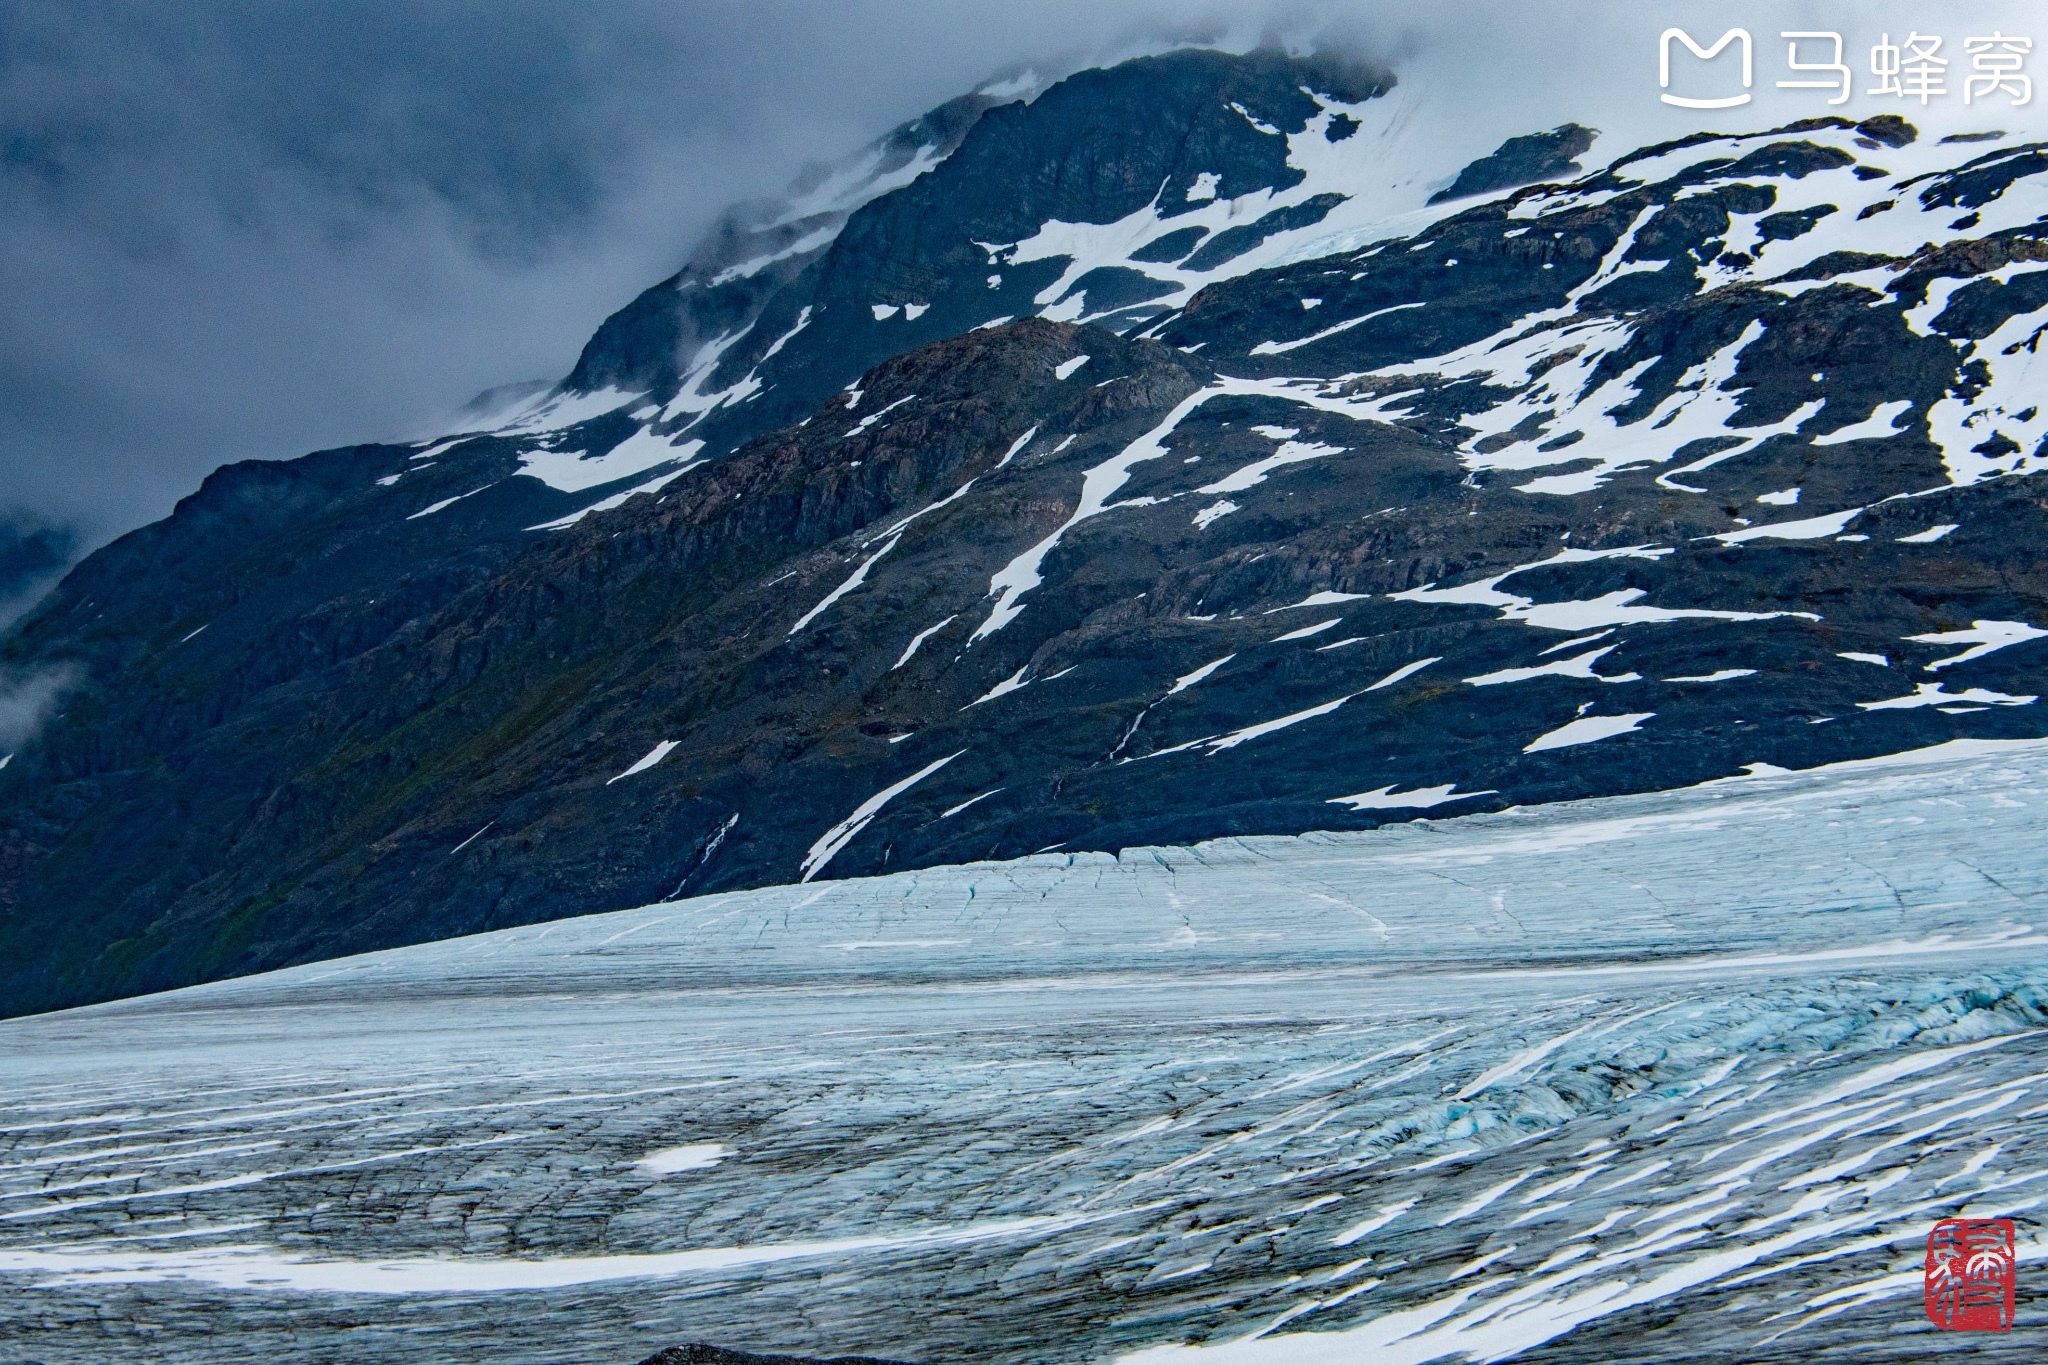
xmin=3 ymin=49 xmax=2047 ymax=1017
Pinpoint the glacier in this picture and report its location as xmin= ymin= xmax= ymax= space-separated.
xmin=4 ymin=738 xmax=2047 ymax=1361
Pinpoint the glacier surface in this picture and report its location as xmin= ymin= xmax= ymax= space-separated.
xmin=4 ymin=740 xmax=2048 ymax=1362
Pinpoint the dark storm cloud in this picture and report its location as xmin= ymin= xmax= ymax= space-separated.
xmin=6 ymin=3 xmax=633 ymax=255
xmin=0 ymin=0 xmax=1288 ymax=554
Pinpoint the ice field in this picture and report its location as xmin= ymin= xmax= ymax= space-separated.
xmin=4 ymin=739 xmax=2048 ymax=1361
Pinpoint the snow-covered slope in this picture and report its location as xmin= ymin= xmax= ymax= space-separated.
xmin=3 ymin=738 xmax=2044 ymax=1362
xmin=1172 ymin=116 xmax=2048 ymax=489
xmin=369 ymin=51 xmax=1421 ymax=535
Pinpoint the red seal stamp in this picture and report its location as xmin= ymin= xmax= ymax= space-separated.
xmin=1925 ymin=1217 xmax=2016 ymax=1331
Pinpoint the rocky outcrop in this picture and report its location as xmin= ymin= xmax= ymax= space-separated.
xmin=636 ymin=1347 xmax=906 ymax=1365
xmin=1427 ymin=122 xmax=1597 ymax=203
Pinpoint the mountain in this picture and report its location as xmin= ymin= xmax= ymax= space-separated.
xmin=3 ymin=47 xmax=2047 ymax=1018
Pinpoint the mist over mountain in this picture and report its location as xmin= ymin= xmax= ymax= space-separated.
xmin=0 ymin=0 xmax=1266 ymax=560
xmin=0 ymin=518 xmax=71 ymax=621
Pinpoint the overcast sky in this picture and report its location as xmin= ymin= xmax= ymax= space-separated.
xmin=3 ymin=0 xmax=2041 ymax=561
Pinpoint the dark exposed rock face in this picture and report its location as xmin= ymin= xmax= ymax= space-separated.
xmin=1428 ymin=123 xmax=1597 ymax=204
xmin=636 ymin=1347 xmax=906 ymax=1365
xmin=3 ymin=77 xmax=2047 ymax=1019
